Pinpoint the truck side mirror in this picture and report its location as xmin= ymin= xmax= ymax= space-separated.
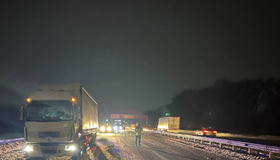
xmin=20 ymin=105 xmax=24 ymax=120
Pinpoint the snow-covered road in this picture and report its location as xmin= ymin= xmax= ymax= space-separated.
xmin=105 ymin=131 xmax=221 ymax=160
xmin=0 ymin=131 xmax=268 ymax=159
xmin=97 ymin=130 xmax=267 ymax=160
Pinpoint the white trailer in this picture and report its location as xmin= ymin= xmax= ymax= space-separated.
xmin=157 ymin=117 xmax=180 ymax=131
xmin=21 ymin=83 xmax=98 ymax=159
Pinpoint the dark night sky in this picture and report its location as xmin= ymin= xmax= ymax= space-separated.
xmin=0 ymin=0 xmax=279 ymax=115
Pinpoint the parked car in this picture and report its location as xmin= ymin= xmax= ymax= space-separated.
xmin=195 ymin=127 xmax=217 ymax=136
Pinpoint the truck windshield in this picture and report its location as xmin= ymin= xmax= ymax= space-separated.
xmin=26 ymin=100 xmax=73 ymax=122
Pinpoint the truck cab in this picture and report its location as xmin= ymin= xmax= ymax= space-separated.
xmin=21 ymin=83 xmax=98 ymax=159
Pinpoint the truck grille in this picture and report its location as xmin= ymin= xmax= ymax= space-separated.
xmin=40 ymin=146 xmax=58 ymax=150
xmin=42 ymin=150 xmax=60 ymax=154
xmin=38 ymin=132 xmax=60 ymax=138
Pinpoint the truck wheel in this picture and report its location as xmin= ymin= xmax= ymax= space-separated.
xmin=89 ymin=140 xmax=96 ymax=148
xmin=72 ymin=150 xmax=83 ymax=160
xmin=71 ymin=156 xmax=79 ymax=160
xmin=27 ymin=158 xmax=44 ymax=160
xmin=89 ymin=134 xmax=96 ymax=148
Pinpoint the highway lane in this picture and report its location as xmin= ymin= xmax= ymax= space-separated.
xmin=0 ymin=130 xmax=267 ymax=159
xmin=95 ymin=130 xmax=262 ymax=160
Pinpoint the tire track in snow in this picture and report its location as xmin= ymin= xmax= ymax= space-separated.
xmin=117 ymin=132 xmax=199 ymax=160
xmin=117 ymin=135 xmax=148 ymax=160
xmin=116 ymin=134 xmax=171 ymax=160
xmin=141 ymin=133 xmax=197 ymax=160
xmin=158 ymin=134 xmax=225 ymax=160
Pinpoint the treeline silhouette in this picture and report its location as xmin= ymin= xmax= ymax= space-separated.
xmin=0 ymin=105 xmax=23 ymax=134
xmin=0 ymin=85 xmax=24 ymax=134
xmin=145 ymin=78 xmax=280 ymax=135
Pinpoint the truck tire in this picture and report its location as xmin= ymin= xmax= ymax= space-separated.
xmin=89 ymin=134 xmax=96 ymax=148
xmin=71 ymin=156 xmax=79 ymax=160
xmin=71 ymin=149 xmax=83 ymax=160
xmin=90 ymin=141 xmax=96 ymax=148
xmin=27 ymin=158 xmax=44 ymax=160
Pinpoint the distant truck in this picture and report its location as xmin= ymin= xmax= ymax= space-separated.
xmin=157 ymin=117 xmax=180 ymax=131
xmin=20 ymin=83 xmax=98 ymax=159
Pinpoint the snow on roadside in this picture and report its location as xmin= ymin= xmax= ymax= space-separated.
xmin=0 ymin=138 xmax=72 ymax=160
xmin=0 ymin=138 xmax=26 ymax=160
xmin=0 ymin=133 xmax=270 ymax=160
xmin=159 ymin=133 xmax=268 ymax=160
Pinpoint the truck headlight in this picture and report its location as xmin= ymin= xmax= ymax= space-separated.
xmin=107 ymin=126 xmax=112 ymax=132
xmin=119 ymin=126 xmax=122 ymax=130
xmin=24 ymin=145 xmax=34 ymax=152
xmin=100 ymin=126 xmax=106 ymax=132
xmin=65 ymin=145 xmax=76 ymax=151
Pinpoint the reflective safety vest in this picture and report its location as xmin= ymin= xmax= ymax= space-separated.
xmin=135 ymin=127 xmax=143 ymax=136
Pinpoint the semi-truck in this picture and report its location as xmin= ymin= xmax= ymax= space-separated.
xmin=20 ymin=83 xmax=98 ymax=159
xmin=157 ymin=117 xmax=180 ymax=131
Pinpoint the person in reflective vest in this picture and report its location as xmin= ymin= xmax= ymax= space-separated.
xmin=135 ymin=123 xmax=143 ymax=146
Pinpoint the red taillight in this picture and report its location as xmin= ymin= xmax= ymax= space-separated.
xmin=213 ymin=130 xmax=217 ymax=133
xmin=86 ymin=135 xmax=89 ymax=144
xmin=203 ymin=129 xmax=208 ymax=133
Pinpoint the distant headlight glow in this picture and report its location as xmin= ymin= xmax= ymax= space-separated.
xmin=119 ymin=126 xmax=122 ymax=130
xmin=100 ymin=126 xmax=106 ymax=132
xmin=107 ymin=126 xmax=112 ymax=131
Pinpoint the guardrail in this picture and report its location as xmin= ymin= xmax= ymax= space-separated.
xmin=168 ymin=129 xmax=280 ymax=141
xmin=148 ymin=130 xmax=280 ymax=159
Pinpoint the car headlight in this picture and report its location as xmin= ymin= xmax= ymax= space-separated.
xmin=24 ymin=145 xmax=34 ymax=152
xmin=107 ymin=126 xmax=112 ymax=132
xmin=100 ymin=126 xmax=106 ymax=132
xmin=65 ymin=145 xmax=76 ymax=151
xmin=119 ymin=126 xmax=122 ymax=130
xmin=113 ymin=126 xmax=118 ymax=130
